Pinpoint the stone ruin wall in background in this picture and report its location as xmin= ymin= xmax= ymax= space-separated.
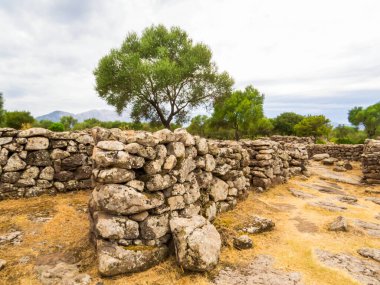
xmin=89 ymin=128 xmax=309 ymax=276
xmin=307 ymin=144 xmax=364 ymax=161
xmin=0 ymin=128 xmax=94 ymax=200
xmin=362 ymin=139 xmax=380 ymax=184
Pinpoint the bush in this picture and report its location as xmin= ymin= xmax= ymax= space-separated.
xmin=4 ymin=111 xmax=35 ymax=129
xmin=48 ymin=122 xmax=65 ymax=132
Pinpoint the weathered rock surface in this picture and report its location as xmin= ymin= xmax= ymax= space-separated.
xmin=233 ymin=235 xmax=253 ymax=250
xmin=328 ymin=216 xmax=348 ymax=231
xmin=240 ymin=216 xmax=275 ymax=234
xmin=91 ymin=184 xmax=164 ymax=215
xmin=97 ymin=241 xmax=169 ymax=276
xmin=0 ymin=230 xmax=23 ymax=245
xmin=315 ymin=249 xmax=380 ymax=284
xmin=308 ymin=201 xmax=347 ymax=212
xmin=353 ymin=219 xmax=380 ymax=237
xmin=312 ymin=153 xmax=329 ymax=161
xmin=214 ymin=255 xmax=303 ymax=285
xmin=0 ymin=259 xmax=6 ymax=271
xmin=170 ymin=215 xmax=221 ymax=272
xmin=358 ymin=247 xmax=380 ymax=263
xmin=35 ymin=262 xmax=91 ymax=285
xmin=289 ymin=188 xmax=316 ymax=199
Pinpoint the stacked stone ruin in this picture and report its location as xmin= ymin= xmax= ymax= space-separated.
xmin=307 ymin=144 xmax=364 ymax=161
xmin=1 ymin=126 xmax=379 ymax=276
xmin=362 ymin=139 xmax=380 ymax=184
xmin=89 ymin=128 xmax=309 ymax=276
xmin=0 ymin=128 xmax=94 ymax=200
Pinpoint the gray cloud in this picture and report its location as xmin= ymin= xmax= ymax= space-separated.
xmin=0 ymin=0 xmax=379 ymax=123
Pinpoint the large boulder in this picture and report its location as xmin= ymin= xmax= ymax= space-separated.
xmin=97 ymin=241 xmax=169 ymax=276
xmin=94 ymin=212 xmax=139 ymax=240
xmin=91 ymin=184 xmax=164 ymax=215
xmin=170 ymin=215 xmax=221 ymax=272
xmin=312 ymin=153 xmax=330 ymax=161
xmin=3 ymin=154 xmax=26 ymax=172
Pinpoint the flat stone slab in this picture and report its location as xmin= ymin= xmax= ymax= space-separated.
xmin=358 ymin=248 xmax=380 ymax=263
xmin=288 ymin=188 xmax=316 ymax=199
xmin=308 ymin=201 xmax=347 ymax=212
xmin=315 ymin=249 xmax=380 ymax=284
xmin=353 ymin=220 xmax=380 ymax=238
xmin=97 ymin=241 xmax=169 ymax=276
xmin=213 ymin=255 xmax=303 ymax=285
xmin=0 ymin=230 xmax=23 ymax=245
xmin=366 ymin=197 xmax=380 ymax=206
xmin=337 ymin=195 xmax=358 ymax=205
xmin=35 ymin=262 xmax=91 ymax=285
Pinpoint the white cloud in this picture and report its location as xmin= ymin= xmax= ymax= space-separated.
xmin=0 ymin=0 xmax=379 ymax=123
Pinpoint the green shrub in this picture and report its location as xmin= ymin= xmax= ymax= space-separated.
xmin=48 ymin=122 xmax=65 ymax=132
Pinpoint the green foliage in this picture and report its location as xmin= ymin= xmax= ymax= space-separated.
xmin=94 ymin=24 xmax=233 ymax=129
xmin=187 ymin=115 xmax=209 ymax=137
xmin=210 ymin=85 xmax=264 ymax=140
xmin=0 ymin=93 xmax=5 ymax=126
xmin=294 ymin=115 xmax=332 ymax=139
xmin=348 ymin=102 xmax=380 ymax=138
xmin=273 ymin=112 xmax=304 ymax=135
xmin=60 ymin=116 xmax=78 ymax=130
xmin=331 ymin=124 xmax=367 ymax=144
xmin=250 ymin=117 xmax=274 ymax=137
xmin=34 ymin=119 xmax=54 ymax=129
xmin=4 ymin=111 xmax=35 ymax=129
xmin=48 ymin=122 xmax=65 ymax=132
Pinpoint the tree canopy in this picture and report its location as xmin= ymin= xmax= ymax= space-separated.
xmin=94 ymin=25 xmax=233 ymax=129
xmin=294 ymin=115 xmax=332 ymax=140
xmin=209 ymin=85 xmax=264 ymax=140
xmin=273 ymin=112 xmax=304 ymax=135
xmin=4 ymin=111 xmax=35 ymax=129
xmin=348 ymin=102 xmax=380 ymax=138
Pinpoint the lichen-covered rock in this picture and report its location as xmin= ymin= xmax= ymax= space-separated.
xmin=25 ymin=137 xmax=49 ymax=150
xmin=140 ymin=213 xmax=170 ymax=240
xmin=328 ymin=216 xmax=348 ymax=232
xmin=170 ymin=215 xmax=221 ymax=272
xmin=146 ymin=174 xmax=177 ymax=191
xmin=91 ymin=184 xmax=164 ymax=215
xmin=97 ymin=241 xmax=169 ymax=276
xmin=3 ymin=154 xmax=26 ymax=172
xmin=18 ymin=128 xmax=50 ymax=138
xmin=233 ymin=235 xmax=253 ymax=250
xmin=94 ymin=212 xmax=139 ymax=240
xmin=167 ymin=142 xmax=185 ymax=158
xmin=96 ymin=168 xmax=135 ymax=184
xmin=209 ymin=178 xmax=229 ymax=202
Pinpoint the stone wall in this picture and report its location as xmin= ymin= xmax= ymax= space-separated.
xmin=268 ymin=135 xmax=314 ymax=145
xmin=362 ymin=139 xmax=380 ymax=184
xmin=89 ymin=128 xmax=309 ymax=276
xmin=0 ymin=128 xmax=94 ymax=200
xmin=307 ymin=144 xmax=364 ymax=161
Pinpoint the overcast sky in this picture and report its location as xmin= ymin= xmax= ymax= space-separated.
xmin=1 ymin=0 xmax=379 ymax=124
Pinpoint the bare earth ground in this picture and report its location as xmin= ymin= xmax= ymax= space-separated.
xmin=0 ymin=161 xmax=379 ymax=285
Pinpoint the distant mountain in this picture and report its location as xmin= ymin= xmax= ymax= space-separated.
xmin=36 ymin=111 xmax=74 ymax=122
xmin=36 ymin=109 xmax=131 ymax=123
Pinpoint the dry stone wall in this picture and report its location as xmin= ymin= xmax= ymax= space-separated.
xmin=89 ymin=128 xmax=309 ymax=276
xmin=0 ymin=128 xmax=94 ymax=200
xmin=362 ymin=139 xmax=380 ymax=184
xmin=307 ymin=144 xmax=364 ymax=161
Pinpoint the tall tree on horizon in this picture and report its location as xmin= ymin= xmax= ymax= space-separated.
xmin=94 ymin=25 xmax=233 ymax=129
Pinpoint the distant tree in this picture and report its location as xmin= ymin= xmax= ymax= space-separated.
xmin=60 ymin=116 xmax=78 ymax=130
xmin=48 ymin=122 xmax=65 ymax=132
xmin=294 ymin=115 xmax=332 ymax=139
xmin=348 ymin=102 xmax=380 ymax=138
xmin=273 ymin=112 xmax=304 ymax=135
xmin=332 ymin=124 xmax=366 ymax=144
xmin=187 ymin=115 xmax=209 ymax=137
xmin=250 ymin=117 xmax=274 ymax=137
xmin=210 ymin=85 xmax=264 ymax=140
xmin=0 ymin=92 xmax=4 ymax=126
xmin=72 ymin=118 xmax=104 ymax=130
xmin=94 ymin=25 xmax=233 ymax=129
xmin=4 ymin=111 xmax=35 ymax=129
xmin=35 ymin=119 xmax=54 ymax=129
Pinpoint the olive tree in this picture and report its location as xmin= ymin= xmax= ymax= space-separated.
xmin=94 ymin=25 xmax=233 ymax=129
